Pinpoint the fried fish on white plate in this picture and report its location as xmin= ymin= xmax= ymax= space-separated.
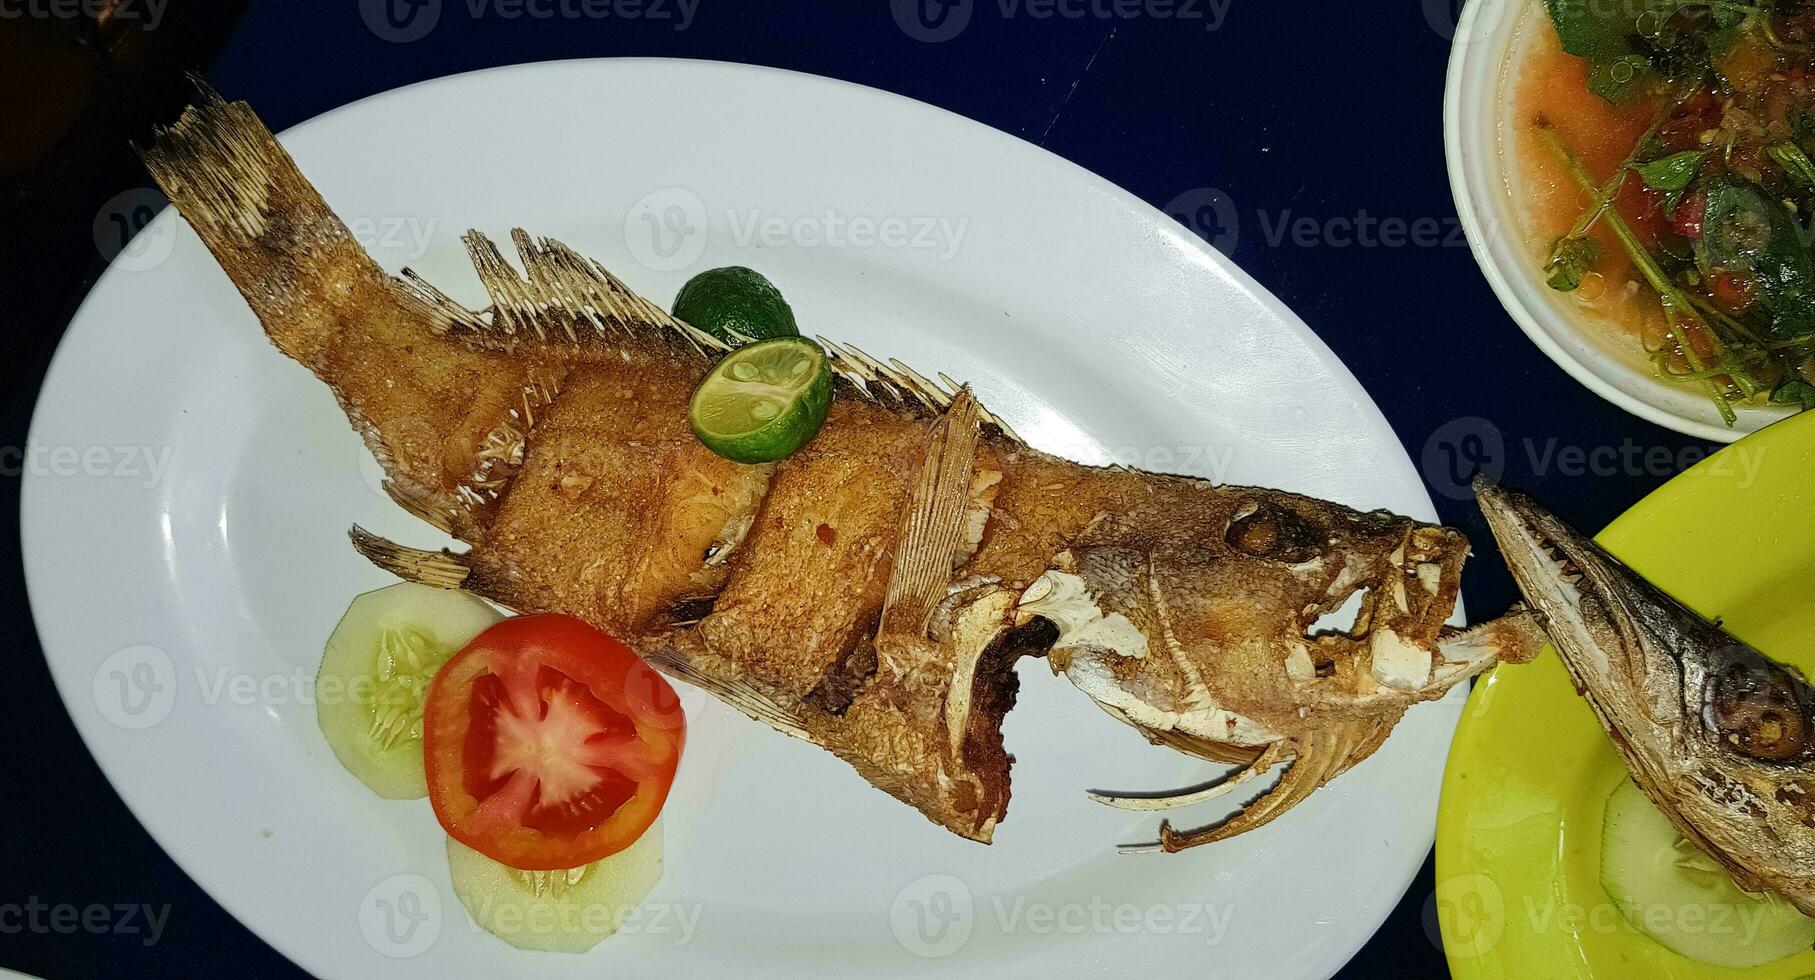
xmin=143 ymin=88 xmax=1541 ymax=853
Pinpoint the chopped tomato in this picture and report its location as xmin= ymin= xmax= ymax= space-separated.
xmin=1681 ymin=322 xmax=1718 ymax=362
xmin=1671 ymin=190 xmax=1707 ymax=239
xmin=1629 ymin=185 xmax=1666 ymax=248
xmin=424 ymin=615 xmax=684 ymax=870
xmin=1658 ymin=90 xmax=1723 ymax=154
xmin=1709 ymin=272 xmax=1758 ymax=316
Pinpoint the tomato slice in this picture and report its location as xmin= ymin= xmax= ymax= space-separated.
xmin=423 ymin=615 xmax=684 ymax=870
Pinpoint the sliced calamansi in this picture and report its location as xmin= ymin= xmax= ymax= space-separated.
xmin=689 ymin=336 xmax=833 ymax=464
xmin=316 ymin=583 xmax=503 ymax=799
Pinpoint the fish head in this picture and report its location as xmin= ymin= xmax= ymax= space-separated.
xmin=1477 ymin=478 xmax=1815 ymax=909
xmin=1016 ymin=492 xmax=1530 ymax=740
xmin=1014 ymin=488 xmax=1545 ymax=851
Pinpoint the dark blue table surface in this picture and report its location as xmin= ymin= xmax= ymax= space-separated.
xmin=0 ymin=1 xmax=1719 ymax=977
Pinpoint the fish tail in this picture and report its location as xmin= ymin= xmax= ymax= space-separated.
xmin=140 ymin=84 xmax=391 ymax=365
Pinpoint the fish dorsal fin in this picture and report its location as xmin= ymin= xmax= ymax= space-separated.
xmin=818 ymin=339 xmax=1022 ymax=442
xmin=399 ymin=228 xmax=731 ymax=355
xmin=878 ymin=389 xmax=985 ymax=645
xmin=395 ymin=227 xmax=1025 ymax=442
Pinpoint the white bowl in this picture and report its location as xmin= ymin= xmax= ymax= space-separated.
xmin=1444 ymin=0 xmax=1797 ymax=442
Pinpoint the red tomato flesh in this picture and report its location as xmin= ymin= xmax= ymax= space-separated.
xmin=424 ymin=615 xmax=684 ymax=870
xmin=1671 ymin=189 xmax=1707 ymax=239
xmin=1709 ymin=271 xmax=1758 ymax=316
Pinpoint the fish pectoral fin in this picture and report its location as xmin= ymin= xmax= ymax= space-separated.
xmin=381 ymin=479 xmax=456 ymax=534
xmin=347 ymin=526 xmax=472 ymax=590
xmin=877 ymin=388 xmax=985 ymax=650
xmin=643 ymin=650 xmax=812 ymax=742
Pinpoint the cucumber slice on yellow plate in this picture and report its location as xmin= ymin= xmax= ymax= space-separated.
xmin=448 ymin=820 xmax=664 ymax=953
xmin=316 ymin=583 xmax=502 ymax=799
xmin=1601 ymin=776 xmax=1815 ymax=968
xmin=689 ymin=336 xmax=833 ymax=464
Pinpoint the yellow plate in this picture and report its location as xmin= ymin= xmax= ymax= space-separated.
xmin=1436 ymin=409 xmax=1815 ymax=979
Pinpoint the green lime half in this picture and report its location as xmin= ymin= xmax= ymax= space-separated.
xmin=672 ymin=266 xmax=799 ymax=346
xmin=690 ymin=338 xmax=833 ymax=464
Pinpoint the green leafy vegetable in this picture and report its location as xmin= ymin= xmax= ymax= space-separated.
xmin=1767 ymin=142 xmax=1815 ymax=189
xmin=1759 ymin=1 xmax=1815 ymax=54
xmin=1539 ymin=124 xmax=1744 ymax=423
xmin=1770 ymin=379 xmax=1815 ymax=408
xmin=1791 ymin=108 xmax=1815 ymax=145
xmin=1703 ymin=2 xmax=1751 ymax=55
xmin=1699 ymin=180 xmax=1815 ymax=338
xmin=1589 ymin=53 xmax=1658 ymax=103
xmin=1533 ymin=7 xmax=1815 ymax=420
xmin=1544 ymin=0 xmax=1650 ymax=56
xmin=1634 ymin=150 xmax=1705 ymax=190
xmin=1546 ymin=236 xmax=1604 ymax=291
xmin=1707 ymin=3 xmax=1748 ymax=30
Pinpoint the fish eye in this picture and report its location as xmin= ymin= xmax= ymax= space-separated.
xmin=1224 ymin=500 xmax=1321 ymax=564
xmin=1707 ymin=657 xmax=1808 ymax=762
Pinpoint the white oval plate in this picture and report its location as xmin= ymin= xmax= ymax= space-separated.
xmin=1445 ymin=0 xmax=1796 ymax=442
xmin=24 ymin=59 xmax=1462 ymax=978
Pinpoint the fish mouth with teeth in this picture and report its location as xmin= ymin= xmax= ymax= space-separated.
xmin=1476 ymin=477 xmax=1815 ymax=916
xmin=1041 ymin=500 xmax=1549 ymax=853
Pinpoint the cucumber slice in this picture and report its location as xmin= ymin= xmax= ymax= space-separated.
xmin=448 ymin=821 xmax=664 ymax=953
xmin=1601 ymin=776 xmax=1815 ymax=968
xmin=316 ymin=583 xmax=502 ymax=799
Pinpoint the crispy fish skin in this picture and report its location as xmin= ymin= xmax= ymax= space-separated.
xmin=144 ymin=90 xmax=1535 ymax=848
xmin=1479 ymin=480 xmax=1815 ymax=916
